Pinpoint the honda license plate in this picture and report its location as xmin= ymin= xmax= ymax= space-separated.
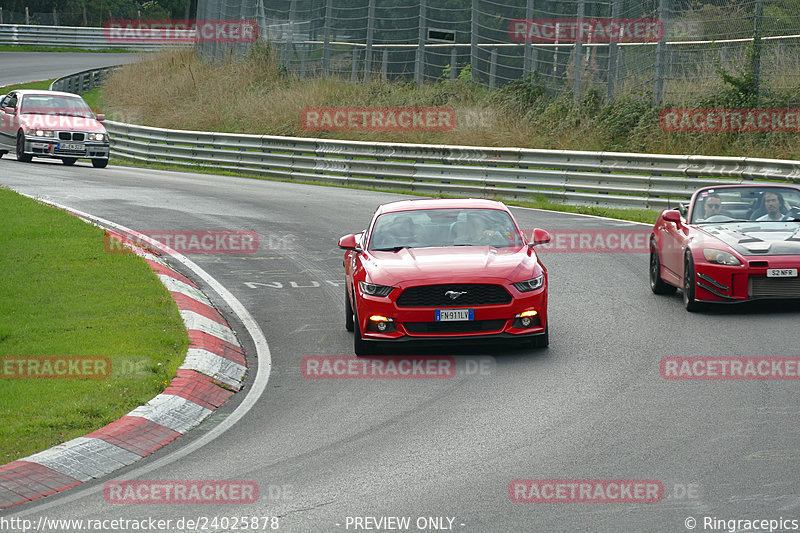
xmin=435 ymin=309 xmax=474 ymax=321
xmin=767 ymin=268 xmax=798 ymax=278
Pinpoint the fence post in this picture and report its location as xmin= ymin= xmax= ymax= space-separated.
xmin=300 ymin=45 xmax=307 ymax=78
xmin=607 ymin=0 xmax=621 ymax=102
xmin=489 ymin=48 xmax=497 ymax=89
xmin=351 ymin=48 xmax=359 ymax=82
xmin=382 ymin=48 xmax=389 ymax=80
xmin=751 ymin=0 xmax=764 ymax=97
xmin=573 ymin=0 xmax=585 ymax=105
xmin=652 ymin=0 xmax=669 ymax=106
xmin=471 ymin=0 xmax=478 ymax=82
xmin=286 ymin=0 xmax=297 ymax=70
xmin=322 ymin=0 xmax=332 ymax=75
xmin=416 ymin=0 xmax=426 ymax=85
xmin=523 ymin=0 xmax=534 ymax=77
xmin=365 ymin=0 xmax=375 ymax=81
xmin=450 ymin=47 xmax=458 ymax=80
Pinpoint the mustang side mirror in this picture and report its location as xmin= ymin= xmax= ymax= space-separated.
xmin=338 ymin=233 xmax=362 ymax=251
xmin=663 ymin=210 xmax=682 ymax=225
xmin=530 ymin=228 xmax=551 ymax=246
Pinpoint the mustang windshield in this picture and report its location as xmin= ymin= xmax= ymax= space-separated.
xmin=368 ymin=208 xmax=525 ymax=250
xmin=691 ymin=186 xmax=800 ymax=224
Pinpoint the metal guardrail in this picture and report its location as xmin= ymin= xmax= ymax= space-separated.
xmin=0 ymin=24 xmax=191 ymax=50
xmin=51 ymin=67 xmax=800 ymax=211
xmin=49 ymin=66 xmax=117 ymax=94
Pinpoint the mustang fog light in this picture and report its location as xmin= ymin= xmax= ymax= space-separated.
xmin=513 ymin=310 xmax=539 ymax=329
xmin=367 ymin=315 xmax=396 ymax=333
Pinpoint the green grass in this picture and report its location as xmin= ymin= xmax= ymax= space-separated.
xmin=0 ymin=79 xmax=54 ymax=92
xmin=0 ymin=188 xmax=188 ymax=464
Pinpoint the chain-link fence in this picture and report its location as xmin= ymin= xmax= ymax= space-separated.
xmin=194 ymin=0 xmax=800 ymax=105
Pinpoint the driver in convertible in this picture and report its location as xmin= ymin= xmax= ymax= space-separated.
xmin=696 ymin=193 xmax=723 ymax=221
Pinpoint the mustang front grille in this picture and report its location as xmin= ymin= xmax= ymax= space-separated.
xmin=396 ymin=284 xmax=512 ymax=307
xmin=404 ymin=319 xmax=506 ymax=334
xmin=750 ymin=277 xmax=800 ymax=298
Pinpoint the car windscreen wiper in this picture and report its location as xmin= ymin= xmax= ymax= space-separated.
xmin=372 ymin=246 xmax=408 ymax=252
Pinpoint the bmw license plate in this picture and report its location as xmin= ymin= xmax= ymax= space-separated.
xmin=58 ymin=142 xmax=84 ymax=151
xmin=767 ymin=268 xmax=798 ymax=278
xmin=435 ymin=309 xmax=474 ymax=321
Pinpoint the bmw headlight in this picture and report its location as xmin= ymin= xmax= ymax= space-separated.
xmin=703 ymin=249 xmax=741 ymax=266
xmin=359 ymin=281 xmax=394 ymax=297
xmin=89 ymin=133 xmax=107 ymax=142
xmin=513 ymin=275 xmax=544 ymax=292
xmin=34 ymin=130 xmax=54 ymax=137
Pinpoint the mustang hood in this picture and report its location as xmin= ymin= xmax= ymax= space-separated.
xmin=363 ymin=246 xmax=540 ymax=286
xmin=699 ymin=222 xmax=800 ymax=256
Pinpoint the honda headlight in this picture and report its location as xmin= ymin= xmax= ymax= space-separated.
xmin=513 ymin=275 xmax=544 ymax=292
xmin=703 ymin=249 xmax=741 ymax=266
xmin=359 ymin=281 xmax=394 ymax=297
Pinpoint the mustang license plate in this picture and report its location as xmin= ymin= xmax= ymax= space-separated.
xmin=435 ymin=309 xmax=474 ymax=321
xmin=767 ymin=268 xmax=798 ymax=278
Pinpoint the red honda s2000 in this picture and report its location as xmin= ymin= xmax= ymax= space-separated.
xmin=650 ymin=184 xmax=800 ymax=311
xmin=338 ymin=198 xmax=551 ymax=355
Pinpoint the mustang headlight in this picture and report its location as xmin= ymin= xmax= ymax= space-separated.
xmin=34 ymin=130 xmax=54 ymax=137
xmin=703 ymin=249 xmax=741 ymax=266
xmin=359 ymin=281 xmax=394 ymax=297
xmin=513 ymin=275 xmax=544 ymax=292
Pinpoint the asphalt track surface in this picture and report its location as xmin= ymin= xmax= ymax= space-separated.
xmin=0 ymin=52 xmax=141 ymax=88
xmin=1 ymin=54 xmax=799 ymax=533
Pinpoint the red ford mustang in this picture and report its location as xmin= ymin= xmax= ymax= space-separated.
xmin=338 ymin=199 xmax=551 ymax=355
xmin=650 ymin=184 xmax=800 ymax=311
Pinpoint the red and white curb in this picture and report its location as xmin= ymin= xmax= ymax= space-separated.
xmin=0 ymin=231 xmax=247 ymax=510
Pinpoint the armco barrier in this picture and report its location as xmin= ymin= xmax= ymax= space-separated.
xmin=0 ymin=23 xmax=191 ymax=50
xmin=50 ymin=68 xmax=800 ymax=210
